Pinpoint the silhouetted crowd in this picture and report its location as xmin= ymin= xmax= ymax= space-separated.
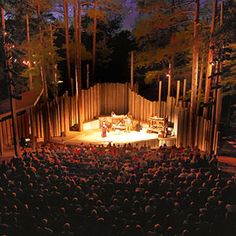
xmin=0 ymin=143 xmax=236 ymax=236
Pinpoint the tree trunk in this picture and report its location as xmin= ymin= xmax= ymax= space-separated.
xmin=37 ymin=0 xmax=52 ymax=143
xmin=2 ymin=7 xmax=19 ymax=156
xmin=203 ymin=0 xmax=217 ymax=118
xmin=92 ymin=0 xmax=97 ymax=83
xmin=167 ymin=63 xmax=171 ymax=97
xmin=216 ymin=0 xmax=223 ymax=126
xmin=77 ymin=0 xmax=83 ymax=131
xmin=191 ymin=0 xmax=199 ymax=115
xmin=196 ymin=55 xmax=204 ymax=115
xmin=26 ymin=14 xmax=33 ymax=90
xmin=74 ymin=0 xmax=78 ymax=96
xmin=50 ymin=24 xmax=58 ymax=84
xmin=63 ymin=0 xmax=72 ymax=95
xmin=190 ymin=0 xmax=199 ymax=146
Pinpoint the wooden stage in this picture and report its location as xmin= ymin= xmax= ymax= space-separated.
xmin=53 ymin=129 xmax=176 ymax=148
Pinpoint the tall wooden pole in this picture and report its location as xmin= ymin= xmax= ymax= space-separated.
xmin=176 ymin=80 xmax=180 ymax=105
xmin=26 ymin=14 xmax=33 ymax=90
xmin=183 ymin=79 xmax=186 ymax=102
xmin=77 ymin=0 xmax=83 ymax=131
xmin=191 ymin=0 xmax=199 ymax=116
xmin=92 ymin=0 xmax=97 ymax=83
xmin=50 ymin=24 xmax=58 ymax=84
xmin=167 ymin=63 xmax=171 ymax=97
xmin=210 ymin=61 xmax=219 ymax=154
xmin=130 ymin=51 xmax=134 ymax=90
xmin=37 ymin=0 xmax=43 ymax=45
xmin=220 ymin=0 xmax=223 ymax=25
xmin=216 ymin=0 xmax=223 ymax=125
xmin=74 ymin=0 xmax=78 ymax=96
xmin=203 ymin=0 xmax=217 ymax=118
xmin=190 ymin=0 xmax=200 ymax=146
xmin=214 ymin=0 xmax=224 ymax=154
xmin=37 ymin=0 xmax=52 ymax=142
xmin=63 ymin=0 xmax=72 ymax=95
xmin=159 ymin=81 xmax=162 ymax=116
xmin=196 ymin=55 xmax=204 ymax=115
xmin=73 ymin=0 xmax=79 ymax=123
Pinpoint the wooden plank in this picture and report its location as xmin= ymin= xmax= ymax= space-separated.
xmin=123 ymin=83 xmax=126 ymax=114
xmin=115 ymin=83 xmax=118 ymax=113
xmin=2 ymin=121 xmax=7 ymax=146
xmin=85 ymin=89 xmax=88 ymax=122
xmin=183 ymin=79 xmax=187 ymax=101
xmin=0 ymin=122 xmax=4 ymax=155
xmin=132 ymin=91 xmax=135 ymax=118
xmin=8 ymin=119 xmax=12 ymax=145
xmin=183 ymin=108 xmax=188 ymax=147
xmin=90 ymin=87 xmax=93 ymax=120
xmin=57 ymin=100 xmax=61 ymax=135
xmin=64 ymin=95 xmax=70 ymax=135
xmin=88 ymin=88 xmax=91 ymax=121
xmin=176 ymin=80 xmax=180 ymax=106
xmin=60 ymin=97 xmax=65 ymax=134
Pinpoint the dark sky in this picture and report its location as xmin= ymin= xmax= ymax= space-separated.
xmin=52 ymin=0 xmax=138 ymax=31
xmin=123 ymin=0 xmax=138 ymax=30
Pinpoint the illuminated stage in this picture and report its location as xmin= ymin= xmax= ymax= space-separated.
xmin=64 ymin=129 xmax=158 ymax=146
xmin=57 ymin=122 xmax=176 ymax=147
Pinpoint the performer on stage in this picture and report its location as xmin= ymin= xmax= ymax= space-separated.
xmin=111 ymin=111 xmax=116 ymax=117
xmin=125 ymin=114 xmax=132 ymax=133
xmin=101 ymin=121 xmax=107 ymax=138
xmin=164 ymin=115 xmax=168 ymax=138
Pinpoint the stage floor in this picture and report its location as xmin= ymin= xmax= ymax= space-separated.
xmin=62 ymin=129 xmax=161 ymax=147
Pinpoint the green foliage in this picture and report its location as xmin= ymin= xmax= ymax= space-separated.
xmin=214 ymin=0 xmax=236 ymax=96
xmin=134 ymin=0 xmax=195 ymax=84
xmin=1 ymin=0 xmax=62 ymax=97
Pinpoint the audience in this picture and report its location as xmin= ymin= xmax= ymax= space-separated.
xmin=0 ymin=143 xmax=236 ymax=236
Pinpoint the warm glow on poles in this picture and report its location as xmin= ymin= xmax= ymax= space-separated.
xmin=26 ymin=14 xmax=33 ymax=90
xmin=167 ymin=63 xmax=171 ymax=98
xmin=203 ymin=0 xmax=217 ymax=119
xmin=92 ymin=0 xmax=97 ymax=82
xmin=63 ymin=0 xmax=72 ymax=95
xmin=190 ymin=0 xmax=200 ymax=146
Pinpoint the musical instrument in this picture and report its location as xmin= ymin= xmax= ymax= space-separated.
xmin=99 ymin=114 xmax=132 ymax=131
xmin=147 ymin=116 xmax=173 ymax=137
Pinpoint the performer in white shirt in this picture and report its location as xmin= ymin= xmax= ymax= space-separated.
xmin=125 ymin=115 xmax=132 ymax=133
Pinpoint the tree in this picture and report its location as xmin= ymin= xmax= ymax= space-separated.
xmin=63 ymin=0 xmax=72 ymax=95
xmin=133 ymin=0 xmax=194 ymax=96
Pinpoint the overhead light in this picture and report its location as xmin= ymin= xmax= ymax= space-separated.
xmin=57 ymin=80 xmax=63 ymax=84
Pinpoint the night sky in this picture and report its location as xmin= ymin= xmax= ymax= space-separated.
xmin=123 ymin=0 xmax=138 ymax=30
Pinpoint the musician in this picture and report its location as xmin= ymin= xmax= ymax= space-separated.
xmin=101 ymin=121 xmax=107 ymax=138
xmin=125 ymin=114 xmax=132 ymax=133
xmin=111 ymin=111 xmax=116 ymax=117
xmin=164 ymin=115 xmax=168 ymax=138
